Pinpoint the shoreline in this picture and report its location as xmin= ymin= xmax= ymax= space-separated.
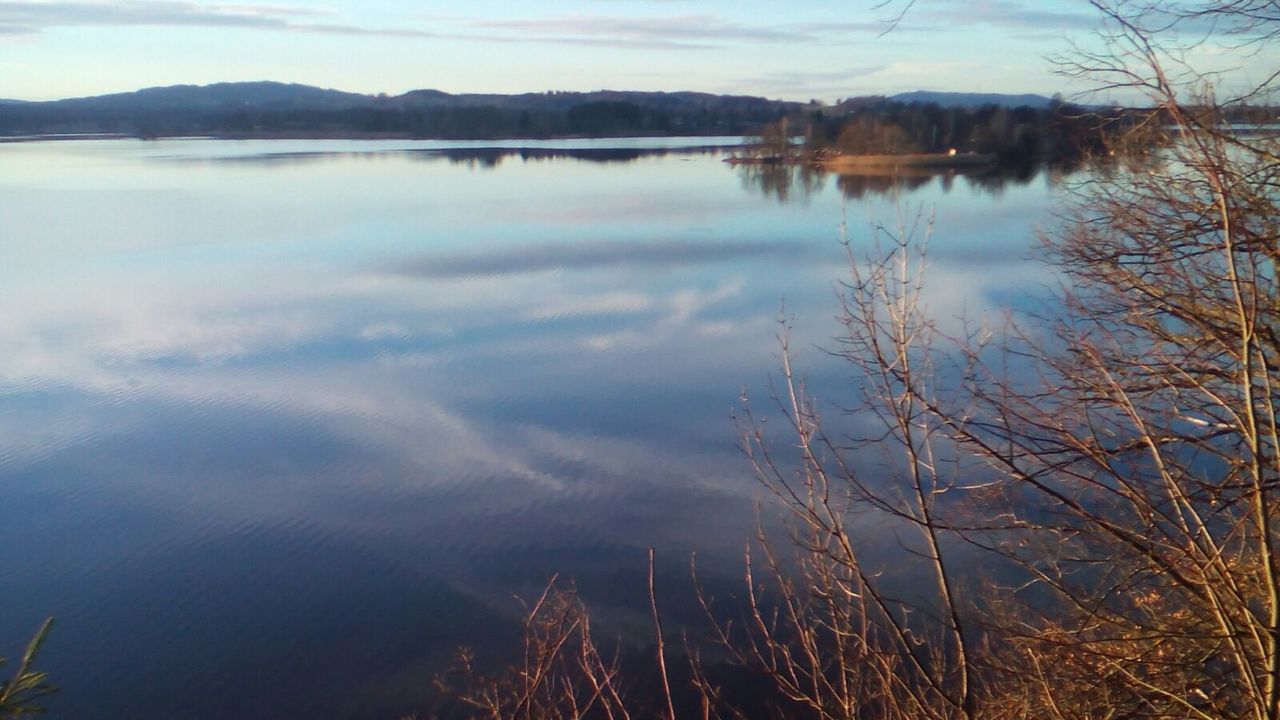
xmin=0 ymin=131 xmax=752 ymax=145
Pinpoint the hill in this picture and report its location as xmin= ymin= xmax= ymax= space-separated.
xmin=0 ymin=82 xmax=1072 ymax=140
xmin=889 ymin=90 xmax=1056 ymax=108
xmin=0 ymin=82 xmax=800 ymax=139
xmin=49 ymin=82 xmax=373 ymax=112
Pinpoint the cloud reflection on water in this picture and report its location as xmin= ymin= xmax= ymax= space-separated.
xmin=391 ymin=238 xmax=807 ymax=278
xmin=0 ymin=138 xmax=1069 ymax=720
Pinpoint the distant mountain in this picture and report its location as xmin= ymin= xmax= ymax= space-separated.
xmin=0 ymin=81 xmax=802 ymax=139
xmin=48 ymin=82 xmax=373 ymax=112
xmin=890 ymin=91 xmax=1056 ymax=108
xmin=0 ymin=82 xmax=1074 ymax=140
xmin=11 ymin=82 xmax=794 ymax=113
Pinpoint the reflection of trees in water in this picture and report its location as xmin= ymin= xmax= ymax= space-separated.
xmin=737 ymin=163 xmax=828 ymax=203
xmin=187 ymin=146 xmax=727 ymax=169
xmin=1054 ymin=152 xmax=1161 ymax=189
xmin=444 ymin=149 xmax=509 ymax=168
xmin=959 ymin=163 xmax=1040 ymax=197
xmin=835 ymin=172 xmax=933 ymax=200
xmin=438 ymin=146 xmax=722 ymax=169
xmin=739 ymin=162 xmax=1087 ymax=203
xmin=838 ymin=165 xmax=1063 ymax=201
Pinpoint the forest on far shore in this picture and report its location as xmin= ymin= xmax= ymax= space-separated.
xmin=5 ymin=81 xmax=1254 ymax=162
xmin=751 ymin=98 xmax=1190 ymax=164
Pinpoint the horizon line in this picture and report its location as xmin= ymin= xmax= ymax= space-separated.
xmin=0 ymin=80 xmax=1063 ymax=105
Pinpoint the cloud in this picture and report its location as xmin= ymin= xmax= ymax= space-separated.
xmin=0 ymin=3 xmax=885 ymax=49
xmin=523 ymin=290 xmax=654 ymax=321
xmin=391 ymin=239 xmax=806 ymax=279
xmin=477 ymin=14 xmax=796 ymax=43
xmin=465 ymin=13 xmax=885 ymax=49
xmin=922 ymin=0 xmax=1095 ymax=32
xmin=0 ymin=1 xmax=438 ymax=38
xmin=760 ymin=68 xmax=887 ymax=82
xmin=729 ymin=66 xmax=888 ymax=97
xmin=579 ymin=278 xmax=746 ymax=351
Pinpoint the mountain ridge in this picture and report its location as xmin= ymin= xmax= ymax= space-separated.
xmin=889 ymin=90 xmax=1057 ymax=108
xmin=0 ymin=82 xmax=1070 ymax=139
xmin=10 ymin=81 xmax=1059 ymax=110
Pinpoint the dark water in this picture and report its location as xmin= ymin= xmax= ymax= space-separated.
xmin=0 ymin=138 xmax=1063 ymax=719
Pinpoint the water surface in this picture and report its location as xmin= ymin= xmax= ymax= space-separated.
xmin=0 ymin=138 xmax=1062 ymax=719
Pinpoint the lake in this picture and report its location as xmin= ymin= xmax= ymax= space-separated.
xmin=0 ymin=138 xmax=1064 ymax=719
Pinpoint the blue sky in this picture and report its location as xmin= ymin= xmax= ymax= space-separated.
xmin=0 ymin=1 xmax=1270 ymax=101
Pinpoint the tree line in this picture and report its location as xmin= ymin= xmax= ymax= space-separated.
xmin=747 ymin=98 xmax=1165 ymax=164
xmin=0 ymin=93 xmax=789 ymax=140
xmin=0 ymin=84 xmax=1187 ymax=150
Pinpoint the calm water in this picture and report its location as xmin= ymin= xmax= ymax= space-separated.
xmin=0 ymin=138 xmax=1063 ymax=719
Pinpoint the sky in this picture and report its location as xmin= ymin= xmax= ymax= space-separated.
xmin=0 ymin=0 xmax=1273 ymax=102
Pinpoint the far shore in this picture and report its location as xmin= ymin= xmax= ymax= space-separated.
xmin=0 ymin=133 xmax=136 ymax=143
xmin=0 ymin=131 xmax=752 ymax=145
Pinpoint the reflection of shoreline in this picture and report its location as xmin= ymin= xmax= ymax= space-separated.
xmin=438 ymin=145 xmax=728 ymax=168
xmin=827 ymin=165 xmax=970 ymax=178
xmin=819 ymin=152 xmax=996 ymax=169
xmin=164 ymin=144 xmax=740 ymax=168
xmin=735 ymin=163 xmax=827 ymax=203
xmin=0 ymin=132 xmax=137 ymax=143
xmin=727 ymin=152 xmax=997 ymax=169
xmin=736 ymin=160 xmax=1068 ymax=202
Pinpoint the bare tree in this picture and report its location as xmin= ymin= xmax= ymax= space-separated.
xmin=432 ymin=577 xmax=635 ymax=720
xmin=698 ymin=2 xmax=1279 ymax=718
xmin=431 ymin=3 xmax=1278 ymax=718
xmin=435 ymin=555 xmax=680 ymax=720
xmin=971 ymin=3 xmax=1280 ymax=717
